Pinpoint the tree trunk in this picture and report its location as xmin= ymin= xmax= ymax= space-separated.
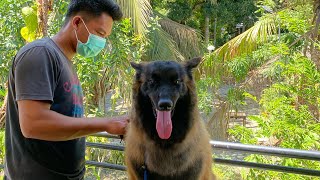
xmin=93 ymin=81 xmax=108 ymax=115
xmin=37 ymin=0 xmax=53 ymax=37
xmin=207 ymin=102 xmax=229 ymax=141
xmin=0 ymin=93 xmax=8 ymax=128
xmin=213 ymin=18 xmax=217 ymax=47
xmin=311 ymin=0 xmax=320 ymax=69
xmin=204 ymin=16 xmax=210 ymax=46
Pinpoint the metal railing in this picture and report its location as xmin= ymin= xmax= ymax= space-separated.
xmin=86 ymin=132 xmax=320 ymax=177
xmin=1 ymin=132 xmax=319 ymax=177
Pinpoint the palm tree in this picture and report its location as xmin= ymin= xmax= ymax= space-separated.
xmin=115 ymin=0 xmax=217 ymax=61
xmin=212 ymin=0 xmax=318 ymax=62
xmin=202 ymin=0 xmax=320 ymax=139
xmin=214 ymin=14 xmax=277 ymax=61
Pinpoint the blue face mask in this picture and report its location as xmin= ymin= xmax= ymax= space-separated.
xmin=75 ymin=19 xmax=107 ymax=58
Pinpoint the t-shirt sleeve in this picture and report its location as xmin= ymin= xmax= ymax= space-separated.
xmin=15 ymin=46 xmax=58 ymax=102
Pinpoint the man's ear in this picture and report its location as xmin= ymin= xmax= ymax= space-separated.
xmin=71 ymin=16 xmax=82 ymax=30
xmin=185 ymin=57 xmax=202 ymax=71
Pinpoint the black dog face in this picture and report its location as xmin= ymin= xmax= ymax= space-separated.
xmin=131 ymin=58 xmax=201 ymax=145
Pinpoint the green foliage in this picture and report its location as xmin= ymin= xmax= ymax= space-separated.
xmin=48 ymin=0 xmax=69 ymax=36
xmin=208 ymin=1 xmax=320 ymax=178
xmin=228 ymin=125 xmax=257 ymax=144
xmin=0 ymin=130 xmax=4 ymax=176
xmin=196 ymin=77 xmax=215 ymax=115
xmin=203 ymin=42 xmax=277 ymax=83
xmin=278 ymin=4 xmax=313 ymax=34
xmin=200 ymin=53 xmax=225 ymax=87
xmin=85 ymin=136 xmax=125 ymax=179
xmin=20 ymin=5 xmax=38 ymax=42
xmin=215 ymin=14 xmax=277 ymax=61
xmin=0 ymin=0 xmax=32 ymax=86
xmin=152 ymin=0 xmax=258 ymax=47
xmin=0 ymin=130 xmax=5 ymax=165
xmin=230 ymin=55 xmax=320 ymax=179
xmin=243 ymin=154 xmax=320 ymax=180
xmin=227 ymin=88 xmax=246 ymax=112
xmin=0 ymin=88 xmax=5 ymax=107
xmin=269 ymin=43 xmax=290 ymax=55
xmin=215 ymin=0 xmax=257 ymax=38
xmin=251 ymin=44 xmax=276 ymax=67
xmin=166 ymin=0 xmax=192 ymax=23
xmin=228 ymin=56 xmax=250 ymax=82
xmin=213 ymin=165 xmax=243 ymax=180
xmin=86 ymin=136 xmax=125 ymax=165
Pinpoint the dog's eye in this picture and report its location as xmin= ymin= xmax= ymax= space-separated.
xmin=174 ymin=80 xmax=181 ymax=85
xmin=148 ymin=79 xmax=155 ymax=85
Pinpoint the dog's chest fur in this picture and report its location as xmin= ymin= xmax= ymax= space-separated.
xmin=134 ymin=123 xmax=203 ymax=179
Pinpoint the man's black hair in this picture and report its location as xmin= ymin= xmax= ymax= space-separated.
xmin=65 ymin=0 xmax=123 ymax=22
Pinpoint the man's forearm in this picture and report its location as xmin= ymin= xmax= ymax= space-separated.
xmin=21 ymin=109 xmax=110 ymax=141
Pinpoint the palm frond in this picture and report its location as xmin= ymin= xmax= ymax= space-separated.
xmin=115 ymin=0 xmax=152 ymax=35
xmin=159 ymin=18 xmax=204 ymax=59
xmin=214 ymin=14 xmax=277 ymax=61
xmin=116 ymin=0 xmax=203 ymax=61
xmin=143 ymin=26 xmax=185 ymax=61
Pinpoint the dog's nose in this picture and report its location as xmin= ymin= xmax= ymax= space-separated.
xmin=158 ymin=99 xmax=173 ymax=111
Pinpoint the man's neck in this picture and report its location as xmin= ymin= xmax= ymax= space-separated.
xmin=52 ymin=29 xmax=76 ymax=60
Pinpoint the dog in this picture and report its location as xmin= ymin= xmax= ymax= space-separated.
xmin=125 ymin=57 xmax=215 ymax=180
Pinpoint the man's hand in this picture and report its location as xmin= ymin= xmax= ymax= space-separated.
xmin=105 ymin=115 xmax=130 ymax=135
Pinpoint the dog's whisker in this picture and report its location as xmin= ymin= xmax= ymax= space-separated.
xmin=171 ymin=108 xmax=175 ymax=118
xmin=153 ymin=108 xmax=157 ymax=118
xmin=150 ymin=100 xmax=157 ymax=118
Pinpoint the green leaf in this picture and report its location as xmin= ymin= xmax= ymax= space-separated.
xmin=20 ymin=26 xmax=36 ymax=42
xmin=20 ymin=5 xmax=38 ymax=42
xmin=243 ymin=92 xmax=258 ymax=102
xmin=22 ymin=6 xmax=37 ymax=30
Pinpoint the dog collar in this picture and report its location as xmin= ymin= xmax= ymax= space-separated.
xmin=142 ymin=164 xmax=148 ymax=180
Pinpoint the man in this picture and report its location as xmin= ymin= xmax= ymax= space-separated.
xmin=4 ymin=0 xmax=129 ymax=179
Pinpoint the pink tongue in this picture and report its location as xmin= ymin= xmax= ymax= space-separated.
xmin=156 ymin=110 xmax=172 ymax=139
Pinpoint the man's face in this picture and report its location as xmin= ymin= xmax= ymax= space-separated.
xmin=73 ymin=12 xmax=113 ymax=44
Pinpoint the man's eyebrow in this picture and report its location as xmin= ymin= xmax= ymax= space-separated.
xmin=97 ymin=28 xmax=107 ymax=35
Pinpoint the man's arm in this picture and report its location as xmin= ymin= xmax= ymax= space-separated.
xmin=18 ymin=100 xmax=129 ymax=141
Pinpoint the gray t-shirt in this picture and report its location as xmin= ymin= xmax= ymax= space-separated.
xmin=5 ymin=38 xmax=86 ymax=179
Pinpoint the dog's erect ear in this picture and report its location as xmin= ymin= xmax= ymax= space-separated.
xmin=130 ymin=62 xmax=144 ymax=81
xmin=130 ymin=62 xmax=143 ymax=72
xmin=185 ymin=57 xmax=202 ymax=71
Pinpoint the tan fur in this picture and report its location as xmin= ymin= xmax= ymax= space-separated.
xmin=125 ymin=70 xmax=216 ymax=180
